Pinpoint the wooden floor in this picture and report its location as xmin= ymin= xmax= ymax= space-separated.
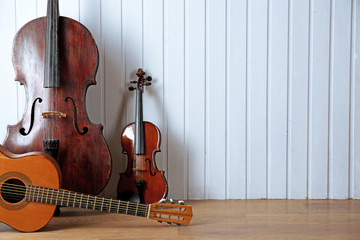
xmin=1 ymin=200 xmax=359 ymax=239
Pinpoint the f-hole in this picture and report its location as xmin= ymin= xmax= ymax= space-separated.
xmin=1 ymin=178 xmax=26 ymax=203
xmin=20 ymin=98 xmax=42 ymax=136
xmin=65 ymin=97 xmax=88 ymax=135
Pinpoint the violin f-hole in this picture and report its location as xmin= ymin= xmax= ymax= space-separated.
xmin=19 ymin=98 xmax=43 ymax=136
xmin=145 ymin=158 xmax=157 ymax=176
xmin=65 ymin=97 xmax=88 ymax=135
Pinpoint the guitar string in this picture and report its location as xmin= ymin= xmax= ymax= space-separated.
xmin=0 ymin=183 xmax=150 ymax=214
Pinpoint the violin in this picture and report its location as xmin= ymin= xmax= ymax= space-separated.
xmin=117 ymin=69 xmax=167 ymax=204
xmin=0 ymin=145 xmax=192 ymax=232
xmin=2 ymin=0 xmax=111 ymax=195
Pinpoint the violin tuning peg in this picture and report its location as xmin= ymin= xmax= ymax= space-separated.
xmin=129 ymin=86 xmax=136 ymax=91
xmin=146 ymin=76 xmax=152 ymax=81
xmin=178 ymin=200 xmax=185 ymax=205
xmin=130 ymin=81 xmax=137 ymax=84
xmin=145 ymin=82 xmax=151 ymax=86
xmin=169 ymin=199 xmax=175 ymax=204
xmin=159 ymin=198 xmax=166 ymax=203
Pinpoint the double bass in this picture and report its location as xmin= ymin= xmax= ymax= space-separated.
xmin=3 ymin=0 xmax=111 ymax=195
xmin=117 ymin=69 xmax=167 ymax=204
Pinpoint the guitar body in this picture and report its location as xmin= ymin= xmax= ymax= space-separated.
xmin=0 ymin=145 xmax=61 ymax=232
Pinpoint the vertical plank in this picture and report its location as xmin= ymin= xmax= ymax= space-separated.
xmin=247 ymin=0 xmax=268 ymax=199
xmin=205 ymin=0 xmax=226 ymax=199
xmin=288 ymin=0 xmax=310 ymax=199
xmin=352 ymin=0 xmax=360 ymax=199
xmin=165 ymin=0 xmax=186 ymax=199
xmin=226 ymin=0 xmax=247 ymax=199
xmin=328 ymin=0 xmax=352 ymax=199
xmin=0 ymin=0 xmax=17 ymax=143
xmin=308 ymin=0 xmax=331 ymax=199
xmin=186 ymin=0 xmax=206 ymax=200
xmin=123 ymin=0 xmax=143 ymax=128
xmin=37 ymin=0 xmax=47 ymax=17
xmin=102 ymin=0 xmax=122 ymax=198
xmin=143 ymin=0 xmax=166 ymax=184
xmin=267 ymin=0 xmax=288 ymax=198
xmin=60 ymin=0 xmax=79 ymax=20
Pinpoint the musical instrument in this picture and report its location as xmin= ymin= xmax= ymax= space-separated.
xmin=2 ymin=0 xmax=111 ymax=195
xmin=0 ymin=145 xmax=192 ymax=232
xmin=117 ymin=69 xmax=167 ymax=204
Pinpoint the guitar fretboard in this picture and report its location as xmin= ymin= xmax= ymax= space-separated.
xmin=25 ymin=185 xmax=150 ymax=218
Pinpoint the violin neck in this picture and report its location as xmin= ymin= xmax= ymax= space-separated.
xmin=134 ymin=89 xmax=145 ymax=155
xmin=44 ymin=0 xmax=60 ymax=88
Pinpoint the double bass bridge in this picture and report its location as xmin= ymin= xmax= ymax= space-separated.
xmin=41 ymin=111 xmax=67 ymax=119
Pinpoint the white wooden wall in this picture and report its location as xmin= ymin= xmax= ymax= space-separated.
xmin=0 ymin=0 xmax=359 ymax=200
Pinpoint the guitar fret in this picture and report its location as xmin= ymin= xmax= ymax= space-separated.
xmin=117 ymin=200 xmax=120 ymax=213
xmin=36 ymin=186 xmax=40 ymax=202
xmin=109 ymin=199 xmax=112 ymax=213
xmin=61 ymin=190 xmax=65 ymax=206
xmin=73 ymin=193 xmax=77 ymax=207
xmin=101 ymin=197 xmax=104 ymax=211
xmin=79 ymin=194 xmax=83 ymax=208
xmin=45 ymin=188 xmax=49 ymax=204
xmin=126 ymin=202 xmax=129 ymax=215
xmin=135 ymin=204 xmax=138 ymax=216
xmin=50 ymin=188 xmax=54 ymax=204
xmin=66 ymin=191 xmax=70 ymax=207
xmin=55 ymin=189 xmax=59 ymax=205
xmin=93 ymin=196 xmax=97 ymax=210
xmin=86 ymin=195 xmax=90 ymax=209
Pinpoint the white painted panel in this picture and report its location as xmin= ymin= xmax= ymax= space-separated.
xmin=60 ymin=0 xmax=79 ymax=20
xmin=288 ymin=0 xmax=309 ymax=199
xmin=308 ymin=0 xmax=331 ymax=199
xmin=186 ymin=0 xmax=206 ymax=200
xmin=247 ymin=0 xmax=268 ymax=199
xmin=205 ymin=0 xmax=226 ymax=199
xmin=102 ymin=0 xmax=123 ymax=199
xmin=226 ymin=0 xmax=247 ymax=199
xmin=267 ymin=0 xmax=288 ymax=198
xmin=165 ymin=0 xmax=186 ymax=199
xmin=352 ymin=0 xmax=360 ymax=199
xmin=328 ymin=0 xmax=352 ymax=199
xmin=37 ymin=0 xmax=47 ymax=17
xmin=123 ymin=0 xmax=143 ymax=129
xmin=0 ymin=0 xmax=17 ymax=143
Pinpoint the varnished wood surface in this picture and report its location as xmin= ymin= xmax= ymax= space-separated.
xmin=0 ymin=199 xmax=359 ymax=239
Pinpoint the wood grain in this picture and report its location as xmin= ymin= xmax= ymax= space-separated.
xmin=1 ymin=200 xmax=359 ymax=239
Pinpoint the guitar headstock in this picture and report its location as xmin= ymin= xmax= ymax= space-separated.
xmin=149 ymin=200 xmax=193 ymax=225
xmin=129 ymin=68 xmax=152 ymax=92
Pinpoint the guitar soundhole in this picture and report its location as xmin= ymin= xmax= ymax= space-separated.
xmin=1 ymin=178 xmax=26 ymax=203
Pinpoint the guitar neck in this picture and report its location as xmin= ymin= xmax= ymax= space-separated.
xmin=25 ymin=185 xmax=150 ymax=218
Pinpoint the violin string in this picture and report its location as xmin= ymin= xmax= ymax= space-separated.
xmin=0 ymin=183 xmax=151 ymax=214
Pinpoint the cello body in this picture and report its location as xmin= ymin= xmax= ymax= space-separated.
xmin=3 ymin=1 xmax=111 ymax=195
xmin=117 ymin=69 xmax=167 ymax=204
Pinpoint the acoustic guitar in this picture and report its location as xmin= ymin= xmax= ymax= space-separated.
xmin=0 ymin=145 xmax=192 ymax=232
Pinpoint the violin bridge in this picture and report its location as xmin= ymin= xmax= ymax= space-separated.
xmin=41 ymin=111 xmax=67 ymax=119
